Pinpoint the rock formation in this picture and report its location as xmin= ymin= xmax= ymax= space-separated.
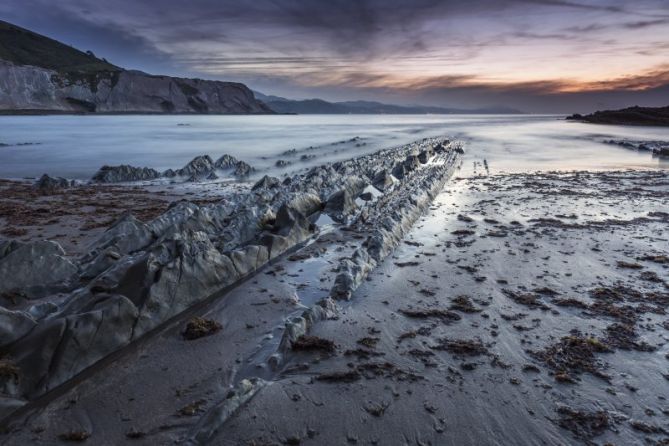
xmin=567 ymin=106 xmax=669 ymax=126
xmin=0 ymin=137 xmax=460 ymax=423
xmin=90 ymin=154 xmax=256 ymax=183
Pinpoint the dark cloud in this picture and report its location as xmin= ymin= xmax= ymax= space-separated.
xmin=1 ymin=0 xmax=668 ymax=111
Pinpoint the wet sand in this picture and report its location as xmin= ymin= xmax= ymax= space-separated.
xmin=2 ymin=168 xmax=667 ymax=445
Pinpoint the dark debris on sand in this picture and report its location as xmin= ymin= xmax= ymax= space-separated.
xmin=291 ymin=335 xmax=336 ymax=353
xmin=502 ymin=289 xmax=551 ymax=310
xmin=432 ymin=338 xmax=489 ymax=356
xmin=449 ymin=295 xmax=482 ymax=313
xmin=530 ymin=332 xmax=612 ymax=383
xmin=182 ymin=317 xmax=223 ymax=340
xmin=399 ymin=307 xmax=462 ymax=322
xmin=556 ymin=406 xmax=610 ymax=440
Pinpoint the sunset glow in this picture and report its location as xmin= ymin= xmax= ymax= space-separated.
xmin=2 ymin=0 xmax=668 ymax=111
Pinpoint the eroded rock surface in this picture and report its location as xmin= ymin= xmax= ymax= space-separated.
xmin=0 ymin=137 xmax=459 ymax=422
xmin=90 ymin=153 xmax=256 ymax=183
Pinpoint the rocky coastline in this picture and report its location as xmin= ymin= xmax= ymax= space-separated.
xmin=567 ymin=106 xmax=669 ymax=127
xmin=0 ymin=137 xmax=460 ymax=423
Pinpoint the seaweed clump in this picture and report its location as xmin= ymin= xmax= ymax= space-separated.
xmin=182 ymin=317 xmax=222 ymax=340
xmin=530 ymin=332 xmax=612 ymax=383
xmin=556 ymin=406 xmax=610 ymax=440
xmin=291 ymin=335 xmax=336 ymax=353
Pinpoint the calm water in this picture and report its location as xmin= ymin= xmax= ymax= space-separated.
xmin=0 ymin=114 xmax=667 ymax=179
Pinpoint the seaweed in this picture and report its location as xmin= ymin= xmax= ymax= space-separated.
xmin=182 ymin=317 xmax=222 ymax=340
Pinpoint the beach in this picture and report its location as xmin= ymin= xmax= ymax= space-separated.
xmin=0 ymin=116 xmax=667 ymax=445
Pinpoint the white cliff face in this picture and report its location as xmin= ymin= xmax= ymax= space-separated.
xmin=0 ymin=60 xmax=271 ymax=113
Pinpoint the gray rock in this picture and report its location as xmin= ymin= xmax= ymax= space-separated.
xmin=214 ymin=154 xmax=240 ymax=169
xmin=0 ymin=240 xmax=22 ymax=260
xmin=233 ymin=161 xmax=254 ymax=177
xmin=330 ymin=249 xmax=374 ymax=301
xmin=418 ymin=150 xmax=431 ymax=164
xmin=188 ymin=378 xmax=269 ymax=445
xmin=359 ymin=191 xmax=373 ymax=201
xmin=252 ymin=175 xmax=281 ymax=191
xmin=260 ymin=204 xmax=315 ymax=258
xmin=8 ymin=293 xmax=138 ymax=398
xmin=0 ymin=307 xmax=36 ymax=346
xmin=132 ymin=232 xmax=240 ymax=336
xmin=34 ymin=174 xmax=71 ymax=191
xmin=176 ymin=155 xmax=215 ymax=178
xmin=285 ymin=193 xmax=322 ymax=217
xmin=26 ymin=302 xmax=58 ymax=321
xmin=230 ymin=245 xmax=269 ymax=277
xmin=372 ymin=169 xmax=395 ymax=191
xmin=85 ymin=213 xmax=153 ymax=258
xmin=0 ymin=241 xmax=78 ymax=296
xmin=324 ymin=189 xmax=357 ymax=221
xmin=214 ymin=154 xmax=255 ymax=178
xmin=91 ymin=165 xmax=161 ymax=183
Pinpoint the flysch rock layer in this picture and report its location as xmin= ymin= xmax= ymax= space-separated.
xmin=274 ymin=141 xmax=460 ymax=361
xmin=184 ymin=139 xmax=460 ymax=444
xmin=0 ymin=137 xmax=459 ymax=423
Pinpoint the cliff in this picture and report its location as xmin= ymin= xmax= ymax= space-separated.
xmin=0 ymin=21 xmax=271 ymax=114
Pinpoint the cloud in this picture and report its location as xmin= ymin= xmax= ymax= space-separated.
xmin=2 ymin=0 xmax=669 ymax=111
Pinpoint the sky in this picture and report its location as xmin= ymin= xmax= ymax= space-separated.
xmin=2 ymin=0 xmax=669 ymax=112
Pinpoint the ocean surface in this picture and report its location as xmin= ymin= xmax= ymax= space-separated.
xmin=0 ymin=114 xmax=667 ymax=180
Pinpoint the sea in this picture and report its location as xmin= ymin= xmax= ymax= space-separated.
xmin=0 ymin=114 xmax=667 ymax=180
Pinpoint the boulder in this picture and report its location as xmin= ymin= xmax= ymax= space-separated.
xmin=324 ymin=189 xmax=357 ymax=221
xmin=252 ymin=175 xmax=281 ymax=191
xmin=359 ymin=191 xmax=373 ymax=201
xmin=0 ymin=240 xmax=22 ymax=259
xmin=91 ymin=165 xmax=161 ymax=183
xmin=286 ymin=193 xmax=322 ymax=217
xmin=132 ymin=232 xmax=240 ymax=336
xmin=230 ymin=245 xmax=269 ymax=277
xmin=391 ymin=162 xmax=407 ymax=180
xmin=260 ymin=204 xmax=315 ymax=258
xmin=654 ymin=147 xmax=669 ymax=157
xmin=176 ymin=155 xmax=215 ymax=178
xmin=214 ymin=154 xmax=255 ymax=178
xmin=214 ymin=154 xmax=240 ymax=169
xmin=234 ymin=161 xmax=254 ymax=177
xmin=85 ymin=213 xmax=153 ymax=258
xmin=7 ymin=293 xmax=138 ymax=398
xmin=0 ymin=307 xmax=36 ymax=347
xmin=0 ymin=241 xmax=78 ymax=296
xmin=34 ymin=174 xmax=71 ymax=191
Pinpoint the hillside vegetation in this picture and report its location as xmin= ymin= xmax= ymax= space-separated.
xmin=0 ymin=20 xmax=119 ymax=74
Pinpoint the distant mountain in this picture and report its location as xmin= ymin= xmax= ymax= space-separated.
xmin=0 ymin=20 xmax=271 ymax=114
xmin=566 ymin=106 xmax=669 ymax=126
xmin=253 ymin=91 xmax=522 ymax=114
